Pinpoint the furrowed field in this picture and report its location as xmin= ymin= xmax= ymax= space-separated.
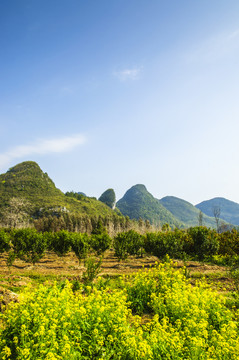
xmin=1 ymin=226 xmax=239 ymax=359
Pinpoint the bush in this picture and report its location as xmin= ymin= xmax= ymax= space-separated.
xmin=113 ymin=232 xmax=129 ymax=260
xmin=90 ymin=233 xmax=112 ymax=255
xmin=188 ymin=227 xmax=219 ymax=260
xmin=11 ymin=228 xmax=46 ymax=265
xmin=0 ymin=229 xmax=11 ymax=254
xmin=144 ymin=231 xmax=184 ymax=259
xmin=50 ymin=230 xmax=71 ymax=256
xmin=70 ymin=232 xmax=90 ymax=263
xmin=218 ymin=229 xmax=239 ymax=256
xmin=113 ymin=230 xmax=143 ymax=260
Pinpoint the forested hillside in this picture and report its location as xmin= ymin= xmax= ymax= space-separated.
xmin=160 ymin=196 xmax=217 ymax=228
xmin=196 ymin=197 xmax=239 ymax=226
xmin=117 ymin=184 xmax=182 ymax=228
xmin=0 ymin=162 xmax=156 ymax=235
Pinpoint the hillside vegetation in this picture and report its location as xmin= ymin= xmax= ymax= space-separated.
xmin=117 ymin=184 xmax=182 ymax=228
xmin=196 ymin=197 xmax=239 ymax=226
xmin=0 ymin=162 xmax=124 ymax=227
xmin=1 ymin=161 xmax=239 ymax=231
xmin=160 ymin=196 xmax=217 ymax=228
xmin=0 ymin=162 xmax=158 ymax=235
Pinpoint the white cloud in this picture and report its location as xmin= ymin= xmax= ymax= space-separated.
xmin=0 ymin=134 xmax=86 ymax=170
xmin=113 ymin=67 xmax=142 ymax=82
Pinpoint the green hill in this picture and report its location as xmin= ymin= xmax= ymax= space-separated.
xmin=0 ymin=161 xmax=120 ymax=220
xmin=160 ymin=196 xmax=217 ymax=228
xmin=196 ymin=197 xmax=239 ymax=226
xmin=116 ymin=184 xmax=182 ymax=228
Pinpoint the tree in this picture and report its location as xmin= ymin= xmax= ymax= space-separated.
xmin=50 ymin=230 xmax=71 ymax=256
xmin=0 ymin=230 xmax=11 ymax=254
xmin=98 ymin=189 xmax=116 ymax=209
xmin=213 ymin=206 xmax=221 ymax=233
xmin=71 ymin=233 xmax=90 ymax=263
xmin=162 ymin=223 xmax=171 ymax=232
xmin=11 ymin=228 xmax=46 ymax=265
xmin=198 ymin=211 xmax=203 ymax=227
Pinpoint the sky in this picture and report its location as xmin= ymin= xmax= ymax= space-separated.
xmin=1 ymin=0 xmax=239 ymax=205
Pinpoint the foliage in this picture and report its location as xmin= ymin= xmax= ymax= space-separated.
xmin=98 ymin=188 xmax=116 ymax=209
xmin=91 ymin=219 xmax=107 ymax=235
xmin=196 ymin=197 xmax=239 ymax=226
xmin=144 ymin=230 xmax=185 ymax=259
xmin=10 ymin=228 xmax=46 ymax=265
xmin=90 ymin=233 xmax=112 ymax=255
xmin=160 ymin=196 xmax=217 ymax=228
xmin=113 ymin=232 xmax=129 ymax=260
xmin=50 ymin=230 xmax=71 ymax=257
xmin=82 ymin=256 xmax=103 ymax=286
xmin=117 ymin=184 xmax=182 ymax=228
xmin=65 ymin=191 xmax=86 ymax=201
xmin=70 ymin=232 xmax=90 ymax=263
xmin=0 ymin=161 xmax=124 ymax=226
xmin=188 ymin=227 xmax=219 ymax=260
xmin=0 ymin=229 xmax=11 ymax=253
xmin=113 ymin=230 xmax=143 ymax=260
xmin=1 ymin=262 xmax=239 ymax=359
xmin=2 ymin=227 xmax=239 ymax=269
xmin=218 ymin=229 xmax=239 ymax=256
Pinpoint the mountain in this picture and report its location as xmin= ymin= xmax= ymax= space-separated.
xmin=99 ymin=189 xmax=116 ymax=209
xmin=160 ymin=196 xmax=216 ymax=228
xmin=116 ymin=184 xmax=182 ymax=228
xmin=0 ymin=161 xmax=120 ymax=219
xmin=196 ymin=197 xmax=239 ymax=226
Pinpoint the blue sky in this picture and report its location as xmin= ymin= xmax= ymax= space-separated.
xmin=1 ymin=0 xmax=239 ymax=205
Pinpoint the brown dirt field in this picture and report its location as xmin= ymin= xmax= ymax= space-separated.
xmin=0 ymin=249 xmax=231 ymax=286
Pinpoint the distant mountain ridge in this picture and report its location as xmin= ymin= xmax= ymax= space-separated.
xmin=1 ymin=161 xmax=239 ymax=229
xmin=116 ymin=184 xmax=182 ymax=228
xmin=159 ymin=196 xmax=217 ymax=228
xmin=196 ymin=197 xmax=239 ymax=226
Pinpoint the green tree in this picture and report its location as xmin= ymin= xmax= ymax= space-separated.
xmin=50 ymin=230 xmax=71 ymax=256
xmin=71 ymin=232 xmax=90 ymax=263
xmin=188 ymin=227 xmax=219 ymax=260
xmin=11 ymin=228 xmax=46 ymax=265
xmin=90 ymin=233 xmax=112 ymax=255
xmin=0 ymin=229 xmax=11 ymax=254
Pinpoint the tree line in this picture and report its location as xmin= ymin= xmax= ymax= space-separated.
xmin=1 ymin=226 xmax=239 ymax=268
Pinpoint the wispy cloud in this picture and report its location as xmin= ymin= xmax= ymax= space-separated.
xmin=113 ymin=67 xmax=142 ymax=82
xmin=184 ymin=28 xmax=239 ymax=64
xmin=0 ymin=134 xmax=86 ymax=170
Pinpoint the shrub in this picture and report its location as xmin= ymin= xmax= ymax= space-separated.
xmin=113 ymin=230 xmax=143 ymax=260
xmin=70 ymin=232 xmax=90 ymax=263
xmin=90 ymin=233 xmax=112 ymax=255
xmin=11 ymin=228 xmax=46 ymax=265
xmin=50 ymin=230 xmax=71 ymax=257
xmin=218 ymin=229 xmax=239 ymax=256
xmin=0 ymin=229 xmax=11 ymax=254
xmin=188 ymin=227 xmax=219 ymax=260
xmin=144 ymin=231 xmax=184 ymax=259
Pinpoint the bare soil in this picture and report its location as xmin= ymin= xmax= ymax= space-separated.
xmin=0 ymin=250 xmax=235 ymax=299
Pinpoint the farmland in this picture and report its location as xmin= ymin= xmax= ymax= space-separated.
xmin=1 ymin=227 xmax=239 ymax=359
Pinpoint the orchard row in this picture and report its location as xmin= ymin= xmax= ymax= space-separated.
xmin=1 ymin=226 xmax=239 ymax=266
